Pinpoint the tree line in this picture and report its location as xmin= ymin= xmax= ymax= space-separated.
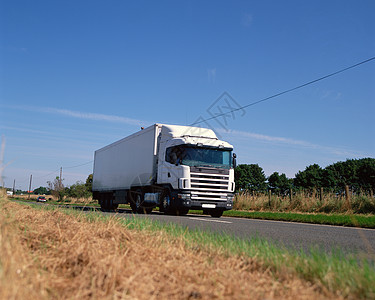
xmin=33 ymin=158 xmax=374 ymax=198
xmin=33 ymin=174 xmax=93 ymax=200
xmin=235 ymin=158 xmax=375 ymax=195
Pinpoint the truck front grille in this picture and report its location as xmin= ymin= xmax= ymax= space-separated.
xmin=190 ymin=167 xmax=230 ymax=202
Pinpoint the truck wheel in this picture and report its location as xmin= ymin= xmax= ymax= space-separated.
xmin=99 ymin=199 xmax=107 ymax=211
xmin=210 ymin=209 xmax=223 ymax=218
xmin=176 ymin=208 xmax=189 ymax=216
xmin=144 ymin=207 xmax=153 ymax=214
xmin=160 ymin=193 xmax=174 ymax=215
xmin=100 ymin=199 xmax=118 ymax=212
xmin=129 ymin=190 xmax=152 ymax=214
xmin=129 ymin=190 xmax=143 ymax=213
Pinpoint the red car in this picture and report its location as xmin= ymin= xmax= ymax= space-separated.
xmin=36 ymin=196 xmax=47 ymax=202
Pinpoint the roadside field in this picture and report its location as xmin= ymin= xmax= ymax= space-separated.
xmin=2 ymin=197 xmax=375 ymax=299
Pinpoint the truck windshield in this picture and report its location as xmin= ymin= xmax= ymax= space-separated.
xmin=166 ymin=146 xmax=232 ymax=169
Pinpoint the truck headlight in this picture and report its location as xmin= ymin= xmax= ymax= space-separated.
xmin=178 ymin=193 xmax=190 ymax=200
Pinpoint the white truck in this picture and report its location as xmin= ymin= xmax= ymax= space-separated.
xmin=92 ymin=124 xmax=236 ymax=217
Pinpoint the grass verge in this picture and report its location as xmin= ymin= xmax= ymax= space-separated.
xmin=222 ymin=210 xmax=375 ymax=228
xmin=9 ymin=198 xmax=375 ymax=299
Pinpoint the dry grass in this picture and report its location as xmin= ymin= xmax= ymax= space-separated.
xmin=234 ymin=191 xmax=375 ymax=214
xmin=63 ymin=197 xmax=96 ymax=205
xmin=15 ymin=194 xmax=55 ymax=201
xmin=14 ymin=194 xmax=96 ymax=205
xmin=0 ymin=198 xmax=338 ymax=300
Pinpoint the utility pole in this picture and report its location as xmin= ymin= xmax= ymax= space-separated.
xmin=12 ymin=179 xmax=15 ymax=197
xmin=28 ymin=174 xmax=32 ymax=200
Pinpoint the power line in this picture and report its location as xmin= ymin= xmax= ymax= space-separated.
xmin=191 ymin=56 xmax=375 ymax=126
xmin=33 ymin=169 xmax=60 ymax=180
xmin=63 ymin=160 xmax=93 ymax=169
xmin=33 ymin=161 xmax=93 ymax=180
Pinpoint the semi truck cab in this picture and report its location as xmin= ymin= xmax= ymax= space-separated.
xmin=155 ymin=125 xmax=235 ymax=217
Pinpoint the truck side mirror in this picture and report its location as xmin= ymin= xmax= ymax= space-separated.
xmin=233 ymin=153 xmax=237 ymax=168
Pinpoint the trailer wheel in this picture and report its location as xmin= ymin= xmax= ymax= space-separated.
xmin=129 ymin=189 xmax=152 ymax=214
xmin=99 ymin=199 xmax=107 ymax=211
xmin=100 ymin=200 xmax=118 ymax=212
xmin=99 ymin=194 xmax=118 ymax=212
xmin=129 ymin=190 xmax=142 ymax=213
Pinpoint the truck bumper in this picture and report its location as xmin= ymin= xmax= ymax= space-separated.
xmin=172 ymin=191 xmax=234 ymax=211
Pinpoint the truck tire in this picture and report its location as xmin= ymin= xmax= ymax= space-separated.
xmin=99 ymin=199 xmax=106 ymax=211
xmin=176 ymin=208 xmax=189 ymax=216
xmin=210 ymin=209 xmax=223 ymax=218
xmin=129 ymin=190 xmax=142 ymax=213
xmin=99 ymin=199 xmax=118 ymax=212
xmin=129 ymin=189 xmax=152 ymax=214
xmin=144 ymin=207 xmax=153 ymax=214
xmin=160 ymin=192 xmax=174 ymax=215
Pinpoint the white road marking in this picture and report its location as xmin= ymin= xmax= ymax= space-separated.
xmin=189 ymin=217 xmax=232 ymax=224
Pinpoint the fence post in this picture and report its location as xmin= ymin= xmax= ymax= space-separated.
xmin=320 ymin=187 xmax=323 ymax=202
xmin=268 ymin=190 xmax=271 ymax=208
xmin=345 ymin=185 xmax=351 ymax=209
xmin=289 ymin=188 xmax=293 ymax=203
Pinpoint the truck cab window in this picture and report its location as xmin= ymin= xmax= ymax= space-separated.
xmin=166 ymin=145 xmax=232 ymax=169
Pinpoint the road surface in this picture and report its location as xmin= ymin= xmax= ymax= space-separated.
xmin=107 ymin=208 xmax=375 ymax=257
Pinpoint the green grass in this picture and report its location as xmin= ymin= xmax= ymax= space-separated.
xmin=222 ymin=210 xmax=375 ymax=228
xmin=19 ymin=201 xmax=375 ymax=299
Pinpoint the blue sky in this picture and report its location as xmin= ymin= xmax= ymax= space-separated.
xmin=1 ymin=0 xmax=374 ymax=190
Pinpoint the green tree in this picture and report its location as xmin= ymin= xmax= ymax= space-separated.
xmin=294 ymin=164 xmax=323 ymax=190
xmin=325 ymin=158 xmax=375 ymax=193
xmin=85 ymin=174 xmax=93 ymax=192
xmin=33 ymin=186 xmax=50 ymax=195
xmin=235 ymin=164 xmax=267 ymax=192
xmin=357 ymin=158 xmax=375 ymax=192
xmin=47 ymin=176 xmax=65 ymax=201
xmin=321 ymin=168 xmax=338 ymax=191
xmin=66 ymin=181 xmax=92 ymax=199
xmin=268 ymin=172 xmax=291 ymax=195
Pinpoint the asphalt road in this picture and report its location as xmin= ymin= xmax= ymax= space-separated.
xmin=101 ymin=208 xmax=375 ymax=257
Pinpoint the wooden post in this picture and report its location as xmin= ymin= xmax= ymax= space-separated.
xmin=320 ymin=187 xmax=323 ymax=202
xmin=312 ymin=187 xmax=316 ymax=199
xmin=345 ymin=185 xmax=350 ymax=209
xmin=289 ymin=188 xmax=293 ymax=203
xmin=268 ymin=190 xmax=271 ymax=208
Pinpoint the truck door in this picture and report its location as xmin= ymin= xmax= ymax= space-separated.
xmin=157 ymin=142 xmax=178 ymax=187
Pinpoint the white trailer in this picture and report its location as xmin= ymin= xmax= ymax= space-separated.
xmin=92 ymin=124 xmax=236 ymax=217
